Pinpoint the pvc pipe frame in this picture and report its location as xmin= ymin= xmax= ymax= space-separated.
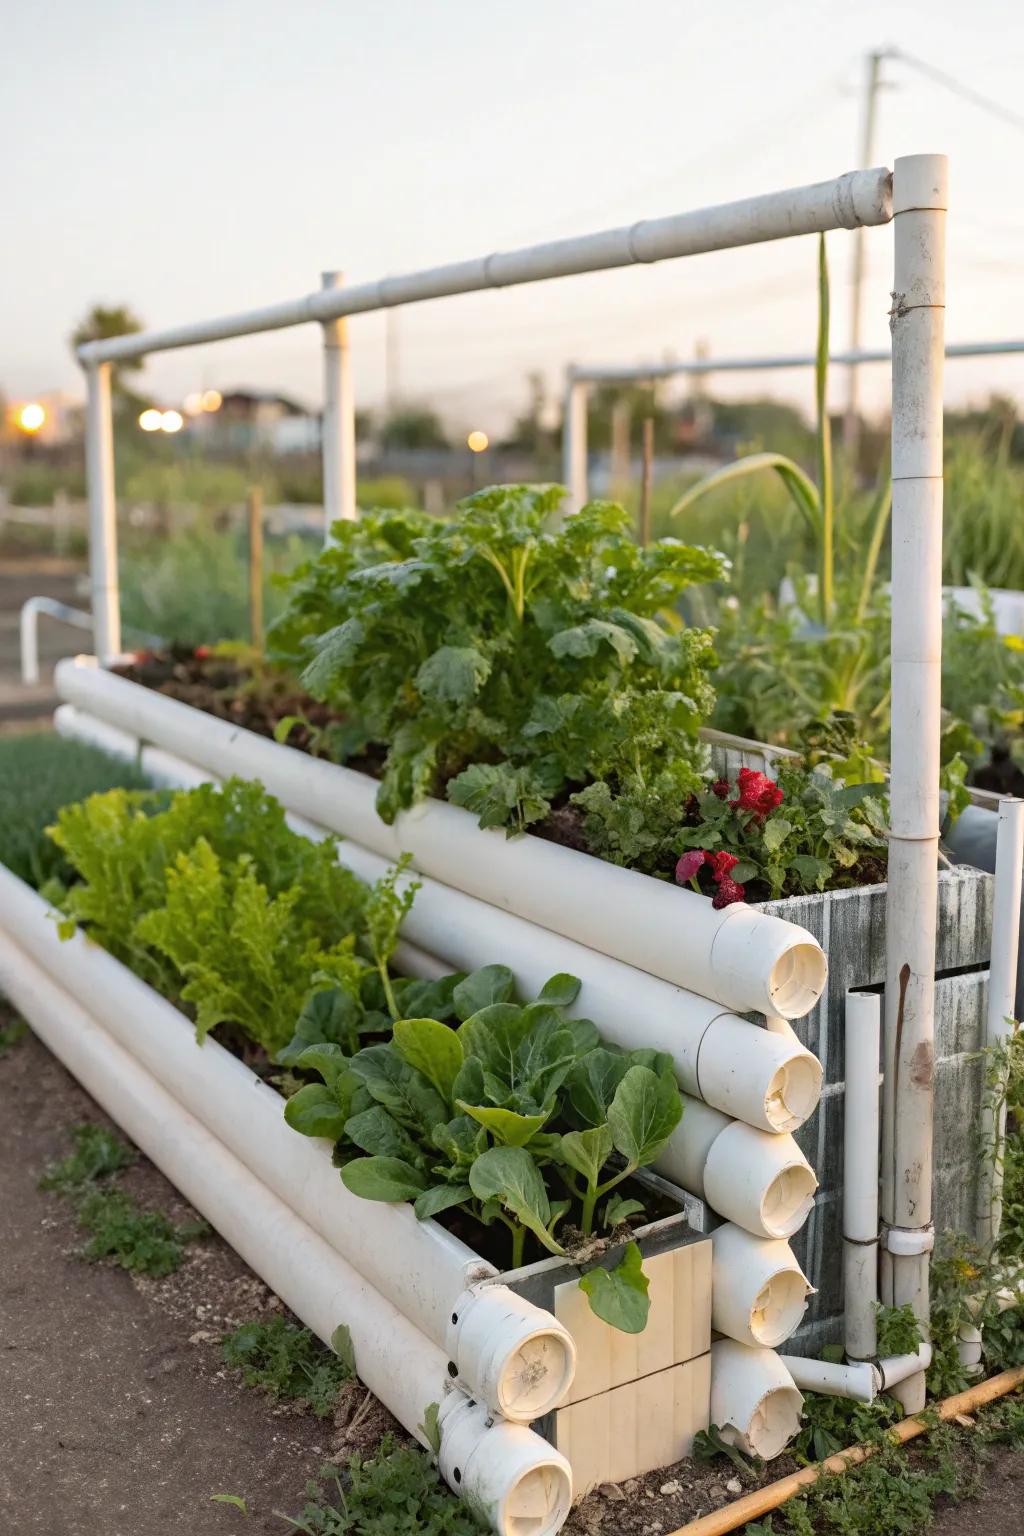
xmin=0 ymin=861 xmax=578 ymax=1425
xmin=778 ymin=1346 xmax=932 ymax=1405
xmin=321 ymin=271 xmax=357 ymax=538
xmin=844 ymin=991 xmax=881 ymax=1362
xmin=54 ymin=660 xmax=828 ymax=1025
xmin=880 ymin=155 xmax=948 ymax=1416
xmin=20 ymin=597 xmax=96 ymax=686
xmin=978 ymin=798 xmax=1024 ymax=1245
xmin=0 ymin=929 xmax=572 ymax=1536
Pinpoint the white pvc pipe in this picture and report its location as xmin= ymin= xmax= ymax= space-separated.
xmin=52 ymin=703 xmax=824 ymax=1150
xmin=710 ymin=1225 xmax=813 ymax=1348
xmin=778 ymin=1356 xmax=879 ymax=1404
xmin=666 ymin=1097 xmax=817 ymax=1239
xmin=978 ymin=798 xmax=1024 ymax=1245
xmin=709 ymin=1340 xmax=803 ymax=1461
xmin=77 ymin=169 xmax=893 ymax=365
xmin=0 ymin=863 xmax=577 ymax=1422
xmin=844 ymin=991 xmax=881 ymax=1362
xmin=881 ymin=153 xmax=948 ymax=1416
xmin=19 ymin=597 xmax=95 ymax=686
xmin=0 ymin=930 xmax=572 ymax=1536
xmin=561 ymin=378 xmax=588 ymax=514
xmin=54 ymin=660 xmax=828 ymax=1022
xmin=321 ymin=271 xmax=358 ymax=538
xmin=83 ymin=363 xmax=120 ymax=662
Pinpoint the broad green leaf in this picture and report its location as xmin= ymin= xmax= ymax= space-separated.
xmin=393 ymin=1016 xmax=463 ymax=1104
xmin=416 ymin=645 xmax=491 ymax=704
xmin=549 ymin=618 xmax=638 ymax=662
xmin=272 ymin=714 xmax=305 ymax=745
xmin=350 ymin=1044 xmax=448 ymax=1135
xmin=566 ymin=1048 xmax=632 ymax=1128
xmin=607 ymin=1065 xmax=683 ymax=1170
xmin=450 ymin=1055 xmax=486 ymax=1107
xmin=457 ymin=1004 xmax=533 ymax=1081
xmin=331 ymin=1324 xmax=355 ymax=1371
xmin=452 ymin=965 xmax=516 ymax=1021
xmin=537 ymin=973 xmax=582 ymax=1008
xmin=457 ymin=1102 xmax=550 ymax=1147
xmin=468 ymin=1147 xmax=565 ymax=1256
xmin=341 ymin=1155 xmax=428 ymax=1203
xmin=761 ymin=817 xmax=793 ymax=855
xmin=563 ymin=1017 xmax=600 ymax=1057
xmin=431 ymin=1114 xmax=486 ymax=1167
xmin=414 ymin=1183 xmax=474 ymax=1221
xmin=560 ymin=1125 xmax=614 ymax=1188
xmin=419 ymin=1400 xmax=442 ymax=1456
xmin=277 ymin=986 xmax=364 ymax=1064
xmin=578 ymin=1241 xmax=651 ymax=1333
xmin=283 ymin=1084 xmax=348 ymax=1141
xmin=603 ymin=1194 xmax=646 ymax=1228
xmin=345 ymin=1105 xmax=424 ymax=1164
xmin=397 ymin=972 xmax=465 ymax=1022
xmin=292 ymin=1042 xmax=350 ymax=1090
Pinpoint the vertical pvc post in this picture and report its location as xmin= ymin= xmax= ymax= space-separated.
xmin=84 ymin=361 xmax=120 ymax=661
xmin=561 ymin=374 xmax=588 ymax=513
xmin=321 ymin=270 xmax=357 ymax=540
xmin=881 ymin=153 xmax=947 ymax=1413
xmin=978 ymin=797 xmax=1024 ymax=1245
xmin=844 ymin=991 xmax=881 ymax=1362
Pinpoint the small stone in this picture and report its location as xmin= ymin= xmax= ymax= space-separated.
xmin=600 ymin=1485 xmax=626 ymax=1502
xmin=659 ymin=1481 xmax=682 ymax=1496
xmin=725 ymin=1478 xmax=743 ymax=1496
xmin=645 ymin=1488 xmax=655 ymax=1498
xmin=707 ymin=1484 xmax=727 ymax=1504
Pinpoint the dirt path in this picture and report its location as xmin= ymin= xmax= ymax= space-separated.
xmin=0 ymin=1025 xmax=390 ymax=1536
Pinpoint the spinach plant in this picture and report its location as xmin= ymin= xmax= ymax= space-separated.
xmin=272 ymin=486 xmax=723 ymax=834
xmin=284 ymin=966 xmax=684 ymax=1332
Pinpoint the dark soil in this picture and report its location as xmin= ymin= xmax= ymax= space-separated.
xmin=0 ymin=1019 xmax=397 ymax=1536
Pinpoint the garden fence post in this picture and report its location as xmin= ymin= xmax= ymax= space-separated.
xmin=562 ymin=374 xmax=588 ymax=513
xmin=84 ymin=360 xmax=120 ymax=662
xmin=978 ymin=796 xmax=1024 ymax=1245
xmin=321 ymin=270 xmax=357 ymax=540
xmin=881 ymin=153 xmax=947 ymax=1412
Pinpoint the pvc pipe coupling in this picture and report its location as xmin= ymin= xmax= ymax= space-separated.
xmin=711 ymin=1225 xmax=814 ymax=1349
xmin=669 ymin=1097 xmax=818 ymax=1239
xmin=882 ymin=1223 xmax=935 ymax=1257
xmin=709 ymin=905 xmax=828 ymax=1020
xmin=709 ymin=1339 xmax=803 ymax=1461
xmin=694 ymin=1014 xmax=823 ymax=1134
xmin=437 ymin=1393 xmax=572 ymax=1536
xmin=446 ymin=1287 xmax=577 ymax=1424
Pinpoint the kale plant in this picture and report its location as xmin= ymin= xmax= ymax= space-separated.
xmin=274 ymin=486 xmax=723 ymax=832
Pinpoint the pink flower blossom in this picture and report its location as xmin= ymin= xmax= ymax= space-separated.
xmin=675 ymin=850 xmax=707 ymax=885
xmin=712 ymin=876 xmax=747 ymax=909
xmin=706 ymin=850 xmax=739 ymax=883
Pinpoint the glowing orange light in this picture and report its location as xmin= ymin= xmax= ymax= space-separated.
xmin=467 ymin=430 xmax=489 ymax=453
xmin=17 ymin=402 xmax=46 ymax=433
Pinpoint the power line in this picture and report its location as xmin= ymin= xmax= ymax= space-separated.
xmin=891 ymin=47 xmax=1024 ymax=135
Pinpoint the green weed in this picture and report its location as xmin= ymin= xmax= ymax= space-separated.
xmin=278 ymin=1441 xmax=488 ymax=1535
xmin=221 ymin=1318 xmax=352 ymax=1419
xmin=38 ymin=1121 xmax=136 ymax=1195
xmin=75 ymin=1187 xmax=208 ymax=1276
xmin=0 ymin=1016 xmax=29 ymax=1057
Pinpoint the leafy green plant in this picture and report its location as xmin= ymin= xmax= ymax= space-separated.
xmin=284 ymin=965 xmax=683 ymax=1332
xmin=0 ymin=1015 xmax=29 ymax=1057
xmin=693 ymin=1422 xmax=763 ymax=1480
xmin=791 ymin=1390 xmax=900 ymax=1465
xmin=221 ymin=1317 xmax=352 ymax=1419
xmin=760 ymin=1431 xmax=959 ymax=1536
xmin=278 ymin=1443 xmax=487 ymax=1536
xmin=47 ymin=780 xmax=370 ymax=1053
xmin=875 ymin=1302 xmax=924 ymax=1359
xmin=75 ymin=1187 xmax=208 ymax=1275
xmin=0 ymin=731 xmax=149 ymax=889
xmin=39 ymin=1122 xmax=136 ymax=1195
xmin=273 ymin=486 xmax=723 ymax=833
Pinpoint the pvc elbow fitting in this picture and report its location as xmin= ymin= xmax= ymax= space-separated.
xmin=438 ymin=1394 xmax=573 ymax=1536
xmin=710 ymin=1339 xmax=803 ymax=1461
xmin=710 ymin=1225 xmax=813 ymax=1348
xmin=447 ymin=1287 xmax=577 ymax=1423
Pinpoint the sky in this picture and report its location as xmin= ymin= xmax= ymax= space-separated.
xmin=3 ymin=0 xmax=1024 ymax=434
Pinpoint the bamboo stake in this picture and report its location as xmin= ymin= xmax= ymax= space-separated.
xmin=640 ymin=416 xmax=654 ymax=543
xmin=247 ymin=485 xmax=264 ymax=652
xmin=667 ymin=1366 xmax=1024 ymax=1536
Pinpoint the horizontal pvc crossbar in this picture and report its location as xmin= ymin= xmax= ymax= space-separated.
xmin=76 ymin=168 xmax=893 ymax=364
xmin=569 ymin=339 xmax=1024 ymax=384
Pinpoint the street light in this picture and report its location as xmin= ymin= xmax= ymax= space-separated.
xmin=160 ymin=410 xmax=184 ymax=434
xmin=467 ymin=430 xmax=489 ymax=453
xmin=139 ymin=408 xmax=163 ymax=432
xmin=16 ymin=402 xmax=46 ymax=434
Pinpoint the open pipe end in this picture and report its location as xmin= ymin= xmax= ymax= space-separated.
xmin=766 ymin=942 xmax=828 ymax=1019
xmin=763 ymin=1052 xmax=824 ymax=1133
xmin=495 ymin=1328 xmax=577 ymax=1422
xmin=760 ymin=1163 xmax=818 ymax=1239
xmin=742 ymin=1384 xmax=806 ymax=1460
xmin=749 ymin=1268 xmax=814 ymax=1348
xmin=440 ymin=1398 xmax=572 ymax=1536
xmin=451 ymin=1288 xmax=577 ymax=1423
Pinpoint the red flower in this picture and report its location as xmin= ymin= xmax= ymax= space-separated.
xmin=711 ymin=779 xmax=730 ymax=800
xmin=706 ymin=850 xmax=739 ymax=883
xmin=712 ymin=876 xmax=747 ymax=909
xmin=675 ymin=850 xmax=707 ymax=885
xmin=194 ymin=645 xmax=211 ymax=659
xmin=731 ymin=766 xmax=784 ymax=822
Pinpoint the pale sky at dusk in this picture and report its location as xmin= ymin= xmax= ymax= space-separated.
xmin=4 ymin=0 xmax=1023 ymax=433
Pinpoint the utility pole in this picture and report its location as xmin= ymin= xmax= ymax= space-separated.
xmin=844 ymin=48 xmax=889 ymax=459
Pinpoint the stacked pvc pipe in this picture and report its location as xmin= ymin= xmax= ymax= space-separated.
xmin=0 ymin=928 xmax=571 ymax=1536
